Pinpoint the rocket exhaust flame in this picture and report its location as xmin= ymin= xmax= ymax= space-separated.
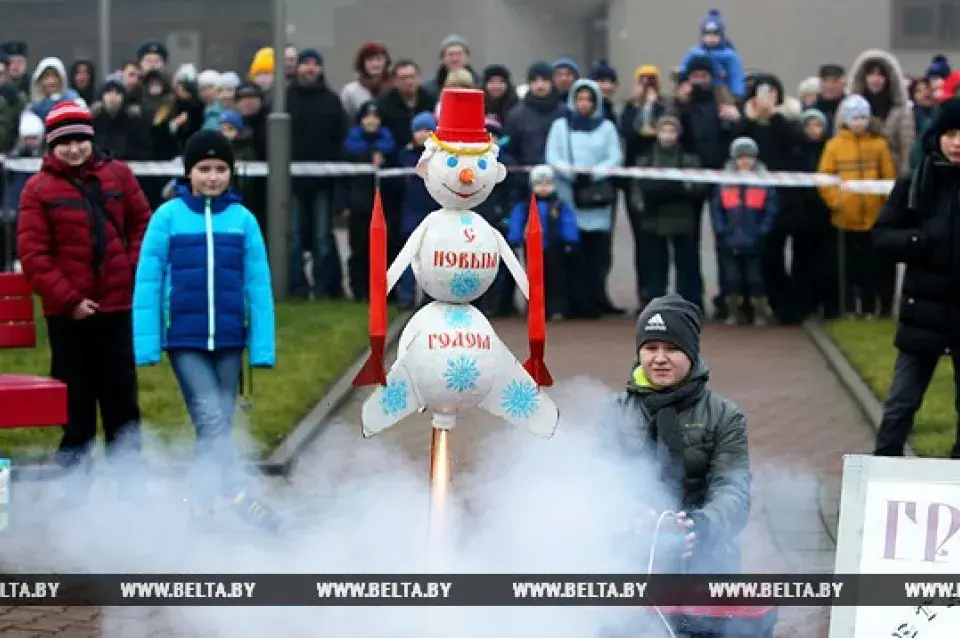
xmin=428 ymin=426 xmax=451 ymax=556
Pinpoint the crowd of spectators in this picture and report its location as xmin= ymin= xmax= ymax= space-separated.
xmin=0 ymin=9 xmax=955 ymax=325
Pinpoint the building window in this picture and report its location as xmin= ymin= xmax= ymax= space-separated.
xmin=894 ymin=0 xmax=960 ymax=48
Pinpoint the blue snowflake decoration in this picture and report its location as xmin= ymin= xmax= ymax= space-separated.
xmin=449 ymin=271 xmax=481 ymax=299
xmin=444 ymin=356 xmax=481 ymax=393
xmin=500 ymin=380 xmax=540 ymax=419
xmin=379 ymin=379 xmax=409 ymax=417
xmin=444 ymin=306 xmax=472 ymax=329
xmin=460 ymin=214 xmax=473 ymax=225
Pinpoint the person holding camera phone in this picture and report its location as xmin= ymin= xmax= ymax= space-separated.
xmin=609 ymin=294 xmax=751 ymax=574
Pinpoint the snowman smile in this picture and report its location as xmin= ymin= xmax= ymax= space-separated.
xmin=443 ymin=183 xmax=482 ymax=199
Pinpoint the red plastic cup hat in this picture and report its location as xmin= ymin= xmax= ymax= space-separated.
xmin=434 ymin=88 xmax=490 ymax=144
xmin=45 ymin=100 xmax=94 ymax=147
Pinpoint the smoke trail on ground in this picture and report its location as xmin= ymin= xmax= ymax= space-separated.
xmin=1 ymin=377 xmax=682 ymax=637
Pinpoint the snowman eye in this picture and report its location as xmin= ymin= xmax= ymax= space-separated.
xmin=446 ymin=156 xmax=458 ymax=168
xmin=477 ymin=158 xmax=488 ymax=170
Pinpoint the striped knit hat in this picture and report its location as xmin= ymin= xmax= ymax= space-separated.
xmin=44 ymin=101 xmax=94 ymax=147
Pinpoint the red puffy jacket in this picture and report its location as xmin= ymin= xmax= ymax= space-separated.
xmin=17 ymin=152 xmax=152 ymax=317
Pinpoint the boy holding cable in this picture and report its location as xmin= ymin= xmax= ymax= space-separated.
xmin=609 ymin=295 xmax=750 ymax=578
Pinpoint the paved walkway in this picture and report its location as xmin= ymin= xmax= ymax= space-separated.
xmin=0 ymin=207 xmax=877 ymax=637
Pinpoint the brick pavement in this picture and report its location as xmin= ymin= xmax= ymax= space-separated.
xmin=0 ymin=208 xmax=877 ymax=636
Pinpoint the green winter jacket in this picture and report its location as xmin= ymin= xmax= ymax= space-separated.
xmin=632 ymin=143 xmax=706 ymax=236
xmin=614 ymin=357 xmax=751 ymax=573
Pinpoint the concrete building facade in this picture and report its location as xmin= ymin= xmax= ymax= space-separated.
xmin=5 ymin=0 xmax=960 ymax=98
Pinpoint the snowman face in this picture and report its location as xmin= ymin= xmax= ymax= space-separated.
xmin=417 ymin=140 xmax=508 ymax=210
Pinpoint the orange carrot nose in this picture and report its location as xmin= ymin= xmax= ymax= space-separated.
xmin=459 ymin=167 xmax=475 ymax=185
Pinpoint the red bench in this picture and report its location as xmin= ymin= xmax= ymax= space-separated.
xmin=0 ymin=273 xmax=67 ymax=428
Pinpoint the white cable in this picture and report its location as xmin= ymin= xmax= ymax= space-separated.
xmin=645 ymin=510 xmax=679 ymax=638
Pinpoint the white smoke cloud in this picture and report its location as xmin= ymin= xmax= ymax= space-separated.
xmin=0 ymin=376 xmax=696 ymax=637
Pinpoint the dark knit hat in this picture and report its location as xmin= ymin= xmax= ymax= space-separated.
xmin=137 ymin=40 xmax=168 ymax=63
xmin=927 ymin=54 xmax=952 ymax=80
xmin=183 ymin=130 xmax=235 ymax=175
xmin=45 ymin=101 xmax=94 ymax=147
xmin=99 ymin=79 xmax=126 ymax=99
xmin=635 ymin=294 xmax=702 ymax=364
xmin=235 ymin=81 xmax=263 ymax=100
xmin=297 ymin=48 xmax=323 ymax=65
xmin=589 ymin=59 xmax=618 ymax=83
xmin=685 ymin=55 xmax=713 ymax=77
xmin=483 ymin=64 xmax=511 ymax=84
xmin=931 ymin=98 xmax=960 ymax=138
xmin=356 ymin=99 xmax=379 ymax=123
xmin=2 ymin=41 xmax=27 ymax=58
xmin=552 ymin=56 xmax=581 ymax=77
xmin=527 ymin=61 xmax=553 ymax=82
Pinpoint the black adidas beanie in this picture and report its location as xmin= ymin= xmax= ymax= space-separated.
xmin=183 ymin=130 xmax=235 ymax=175
xmin=635 ymin=294 xmax=702 ymax=364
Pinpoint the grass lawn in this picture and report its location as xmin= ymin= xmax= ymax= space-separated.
xmin=0 ymin=300 xmax=397 ymax=461
xmin=826 ymin=318 xmax=955 ymax=457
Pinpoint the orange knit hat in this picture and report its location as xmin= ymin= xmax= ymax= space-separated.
xmin=249 ymin=47 xmax=275 ymax=79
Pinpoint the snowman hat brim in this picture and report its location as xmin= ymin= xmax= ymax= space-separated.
xmin=427 ymin=132 xmax=494 ymax=156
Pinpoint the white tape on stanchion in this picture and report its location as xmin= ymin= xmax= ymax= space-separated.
xmin=0 ymin=156 xmax=895 ymax=193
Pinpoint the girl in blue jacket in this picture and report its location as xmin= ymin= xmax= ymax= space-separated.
xmin=132 ymin=130 xmax=278 ymax=530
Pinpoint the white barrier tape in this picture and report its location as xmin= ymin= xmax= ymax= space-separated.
xmin=0 ymin=156 xmax=895 ymax=194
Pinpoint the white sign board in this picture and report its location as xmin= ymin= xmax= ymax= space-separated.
xmin=831 ymin=455 xmax=960 ymax=638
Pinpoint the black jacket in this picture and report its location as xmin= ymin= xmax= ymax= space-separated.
xmin=287 ymin=78 xmax=349 ymax=190
xmin=874 ymin=152 xmax=960 ymax=355
xmin=502 ymin=93 xmax=565 ymax=166
xmin=92 ymin=105 xmax=151 ymax=161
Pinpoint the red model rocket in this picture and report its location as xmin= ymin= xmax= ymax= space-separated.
xmin=352 ymin=189 xmax=388 ymax=387
xmin=522 ymin=193 xmax=553 ymax=387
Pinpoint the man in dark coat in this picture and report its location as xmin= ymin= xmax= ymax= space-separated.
xmin=873 ymin=99 xmax=960 ymax=457
xmin=286 ymin=48 xmax=349 ymax=298
xmin=610 ymin=295 xmax=750 ymax=575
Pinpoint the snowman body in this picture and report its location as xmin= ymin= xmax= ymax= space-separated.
xmin=361 ymin=88 xmax=558 ymax=440
xmin=413 ymin=210 xmax=501 ymax=302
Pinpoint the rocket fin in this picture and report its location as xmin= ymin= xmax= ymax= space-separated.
xmin=360 ymin=359 xmax=423 ymax=438
xmin=478 ymin=353 xmax=559 ymax=438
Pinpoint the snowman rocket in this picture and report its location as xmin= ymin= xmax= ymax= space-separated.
xmin=353 ymin=88 xmax=558 ymax=439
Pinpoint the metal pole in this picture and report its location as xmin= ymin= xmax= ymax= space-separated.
xmin=98 ymin=0 xmax=111 ymax=80
xmin=267 ymin=0 xmax=292 ymax=299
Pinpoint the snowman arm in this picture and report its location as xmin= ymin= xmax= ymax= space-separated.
xmin=387 ymin=221 xmax=428 ymax=294
xmin=495 ymin=231 xmax=529 ymax=299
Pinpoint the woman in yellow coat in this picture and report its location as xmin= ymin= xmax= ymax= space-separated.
xmin=817 ymin=94 xmax=897 ymax=318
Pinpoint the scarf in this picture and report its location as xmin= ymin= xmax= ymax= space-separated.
xmin=863 ymin=89 xmax=893 ymax=122
xmin=523 ymin=92 xmax=560 ymax=114
xmin=567 ymin=110 xmax=603 ymax=132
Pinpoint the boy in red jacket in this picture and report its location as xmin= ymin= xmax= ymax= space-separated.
xmin=17 ymin=101 xmax=151 ymax=475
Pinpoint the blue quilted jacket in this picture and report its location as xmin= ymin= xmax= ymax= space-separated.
xmin=132 ymin=179 xmax=275 ymax=367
